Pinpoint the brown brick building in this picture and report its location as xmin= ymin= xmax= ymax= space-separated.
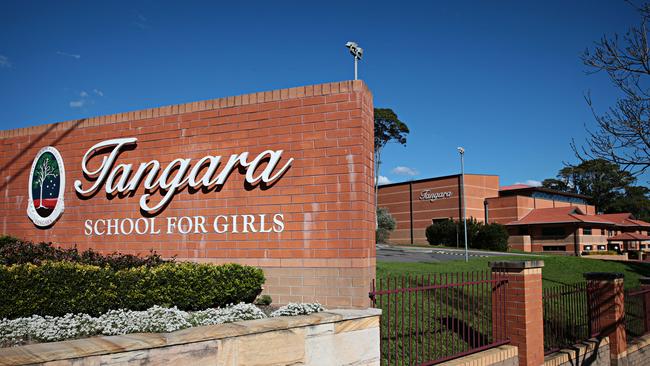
xmin=378 ymin=176 xmax=650 ymax=254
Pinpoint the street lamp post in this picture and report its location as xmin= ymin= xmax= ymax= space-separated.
xmin=458 ymin=147 xmax=469 ymax=262
xmin=345 ymin=41 xmax=363 ymax=80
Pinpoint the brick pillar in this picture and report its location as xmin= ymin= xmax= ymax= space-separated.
xmin=640 ymin=277 xmax=650 ymax=334
xmin=584 ymin=272 xmax=627 ymax=365
xmin=490 ymin=260 xmax=545 ymax=366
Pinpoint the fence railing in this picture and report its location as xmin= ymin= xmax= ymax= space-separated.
xmin=542 ymin=282 xmax=594 ymax=354
xmin=625 ymin=287 xmax=650 ymax=339
xmin=369 ymin=271 xmax=509 ymax=366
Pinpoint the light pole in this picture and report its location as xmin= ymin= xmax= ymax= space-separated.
xmin=345 ymin=41 xmax=363 ymax=80
xmin=458 ymin=147 xmax=469 ymax=262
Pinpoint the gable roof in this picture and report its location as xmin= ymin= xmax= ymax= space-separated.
xmin=507 ymin=206 xmax=616 ymax=226
xmin=598 ymin=213 xmax=650 ymax=228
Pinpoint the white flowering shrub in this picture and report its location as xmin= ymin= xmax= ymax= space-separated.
xmin=270 ymin=303 xmax=325 ymax=317
xmin=0 ymin=302 xmax=323 ymax=347
xmin=189 ymin=303 xmax=266 ymax=327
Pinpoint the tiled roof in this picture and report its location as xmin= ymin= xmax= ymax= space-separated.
xmin=607 ymin=232 xmax=650 ymax=241
xmin=507 ymin=206 xmax=616 ymax=226
xmin=599 ymin=213 xmax=650 ymax=228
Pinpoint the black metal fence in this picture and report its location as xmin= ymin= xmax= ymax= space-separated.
xmin=542 ymin=282 xmax=594 ymax=354
xmin=369 ymin=271 xmax=509 ymax=366
xmin=625 ymin=287 xmax=650 ymax=339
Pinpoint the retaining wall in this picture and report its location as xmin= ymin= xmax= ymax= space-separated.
xmin=0 ymin=309 xmax=380 ymax=366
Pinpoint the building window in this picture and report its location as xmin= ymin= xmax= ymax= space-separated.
xmin=543 ymin=245 xmax=566 ymax=251
xmin=598 ymin=245 xmax=607 ymax=251
xmin=584 ymin=245 xmax=592 ymax=251
xmin=583 ymin=227 xmax=592 ymax=235
xmin=541 ymin=227 xmax=566 ymax=237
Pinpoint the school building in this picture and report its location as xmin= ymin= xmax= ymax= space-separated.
xmin=377 ymin=174 xmax=650 ymax=254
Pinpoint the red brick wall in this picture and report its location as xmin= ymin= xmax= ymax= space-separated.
xmin=0 ymin=80 xmax=376 ymax=308
xmin=377 ymin=174 xmax=499 ymax=245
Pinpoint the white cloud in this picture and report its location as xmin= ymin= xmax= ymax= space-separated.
xmin=93 ymin=89 xmax=104 ymax=97
xmin=69 ymin=100 xmax=85 ymax=108
xmin=514 ymin=179 xmax=542 ymax=187
xmin=0 ymin=55 xmax=11 ymax=68
xmin=377 ymin=176 xmax=392 ymax=185
xmin=56 ymin=51 xmax=81 ymax=59
xmin=391 ymin=166 xmax=418 ymax=176
xmin=133 ymin=13 xmax=150 ymax=29
xmin=80 ymin=91 xmax=88 ymax=97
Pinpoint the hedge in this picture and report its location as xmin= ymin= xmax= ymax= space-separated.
xmin=0 ymin=261 xmax=265 ymax=319
xmin=0 ymin=236 xmax=169 ymax=270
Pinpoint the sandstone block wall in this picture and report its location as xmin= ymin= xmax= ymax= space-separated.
xmin=0 ymin=309 xmax=381 ymax=366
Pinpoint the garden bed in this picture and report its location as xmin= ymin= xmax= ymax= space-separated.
xmin=1 ymin=302 xmax=325 ymax=348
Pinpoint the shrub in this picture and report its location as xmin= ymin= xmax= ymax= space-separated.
xmin=425 ymin=219 xmax=457 ymax=246
xmin=474 ymin=223 xmax=509 ymax=251
xmin=0 ymin=303 xmax=270 ymax=346
xmin=584 ymin=250 xmax=619 ymax=256
xmin=425 ymin=218 xmax=482 ymax=247
xmin=270 ymin=303 xmax=325 ymax=317
xmin=0 ymin=236 xmax=169 ymax=270
xmin=376 ymin=207 xmax=396 ymax=243
xmin=0 ymin=261 xmax=265 ymax=319
xmin=425 ymin=219 xmax=508 ymax=251
xmin=254 ymin=294 xmax=273 ymax=306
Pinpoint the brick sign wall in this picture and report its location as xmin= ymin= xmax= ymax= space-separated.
xmin=0 ymin=80 xmax=375 ymax=308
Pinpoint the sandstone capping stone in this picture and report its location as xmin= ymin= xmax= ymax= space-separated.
xmin=488 ymin=260 xmax=544 ymax=270
xmin=0 ymin=309 xmax=381 ymax=366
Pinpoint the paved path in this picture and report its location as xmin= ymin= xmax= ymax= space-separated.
xmin=376 ymin=244 xmax=535 ymax=263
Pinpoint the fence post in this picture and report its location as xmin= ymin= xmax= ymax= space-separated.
xmin=489 ymin=260 xmax=545 ymax=366
xmin=584 ymin=272 xmax=627 ymax=366
xmin=640 ymin=277 xmax=650 ymax=334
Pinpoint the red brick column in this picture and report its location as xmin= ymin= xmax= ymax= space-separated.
xmin=641 ymin=277 xmax=650 ymax=334
xmin=490 ymin=260 xmax=545 ymax=366
xmin=584 ymin=272 xmax=627 ymax=365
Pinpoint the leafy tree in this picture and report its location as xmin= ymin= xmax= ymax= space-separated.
xmin=607 ymin=186 xmax=650 ymax=222
xmin=374 ymin=108 xmax=409 ymax=213
xmin=376 ymin=207 xmax=397 ymax=243
xmin=541 ymin=159 xmax=635 ymax=212
xmin=574 ymin=2 xmax=650 ymax=176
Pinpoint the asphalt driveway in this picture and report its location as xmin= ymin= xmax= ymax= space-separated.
xmin=376 ymin=243 xmax=533 ymax=263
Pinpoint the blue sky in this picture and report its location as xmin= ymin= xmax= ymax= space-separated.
xmin=0 ymin=1 xmax=645 ymax=187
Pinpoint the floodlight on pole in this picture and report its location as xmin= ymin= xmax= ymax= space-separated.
xmin=458 ymin=147 xmax=469 ymax=262
xmin=345 ymin=41 xmax=363 ymax=80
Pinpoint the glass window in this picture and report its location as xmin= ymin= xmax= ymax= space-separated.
xmin=543 ymin=245 xmax=566 ymax=251
xmin=583 ymin=227 xmax=592 ymax=235
xmin=541 ymin=227 xmax=566 ymax=237
xmin=584 ymin=245 xmax=592 ymax=251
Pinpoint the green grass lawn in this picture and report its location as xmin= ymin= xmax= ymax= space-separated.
xmin=378 ymin=254 xmax=650 ymax=289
